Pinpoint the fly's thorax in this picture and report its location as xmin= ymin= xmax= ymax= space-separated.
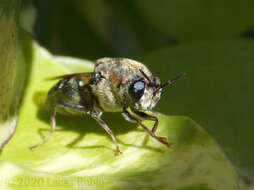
xmin=90 ymin=77 xmax=124 ymax=112
xmin=95 ymin=58 xmax=152 ymax=82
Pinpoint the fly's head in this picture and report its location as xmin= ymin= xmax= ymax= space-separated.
xmin=127 ymin=69 xmax=185 ymax=111
xmin=129 ymin=77 xmax=161 ymax=111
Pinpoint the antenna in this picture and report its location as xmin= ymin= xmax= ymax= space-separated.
xmin=160 ymin=73 xmax=186 ymax=89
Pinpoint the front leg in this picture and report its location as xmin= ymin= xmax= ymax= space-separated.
xmin=122 ymin=109 xmax=170 ymax=147
xmin=132 ymin=109 xmax=159 ymax=133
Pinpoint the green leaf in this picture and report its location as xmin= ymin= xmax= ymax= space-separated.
xmin=141 ymin=38 xmax=254 ymax=182
xmin=0 ymin=34 xmax=239 ymax=190
xmin=0 ymin=0 xmax=23 ymax=149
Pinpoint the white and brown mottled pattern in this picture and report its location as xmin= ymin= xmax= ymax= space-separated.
xmin=91 ymin=57 xmax=161 ymax=112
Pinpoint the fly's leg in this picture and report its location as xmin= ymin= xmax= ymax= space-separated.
xmin=132 ymin=110 xmax=158 ymax=133
xmin=29 ymin=100 xmax=89 ymax=150
xmin=90 ymin=111 xmax=122 ymax=156
xmin=122 ymin=109 xmax=170 ymax=147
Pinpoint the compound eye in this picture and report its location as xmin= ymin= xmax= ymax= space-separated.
xmin=129 ymin=80 xmax=145 ymax=102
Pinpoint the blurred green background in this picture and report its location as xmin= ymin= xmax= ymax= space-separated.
xmin=19 ymin=0 xmax=254 ymax=185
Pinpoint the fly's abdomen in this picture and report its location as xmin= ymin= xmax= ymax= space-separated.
xmin=46 ymin=78 xmax=83 ymax=115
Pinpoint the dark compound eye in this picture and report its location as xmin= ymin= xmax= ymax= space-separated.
xmin=129 ymin=80 xmax=145 ymax=102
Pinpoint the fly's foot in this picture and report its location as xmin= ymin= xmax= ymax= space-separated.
xmin=115 ymin=147 xmax=123 ymax=156
xmin=156 ymin=136 xmax=172 ymax=147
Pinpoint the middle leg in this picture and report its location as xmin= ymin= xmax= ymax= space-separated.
xmin=90 ymin=111 xmax=122 ymax=155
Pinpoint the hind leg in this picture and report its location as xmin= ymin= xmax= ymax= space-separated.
xmin=29 ymin=100 xmax=89 ymax=150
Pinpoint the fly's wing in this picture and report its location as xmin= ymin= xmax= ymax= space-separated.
xmin=47 ymin=73 xmax=94 ymax=84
